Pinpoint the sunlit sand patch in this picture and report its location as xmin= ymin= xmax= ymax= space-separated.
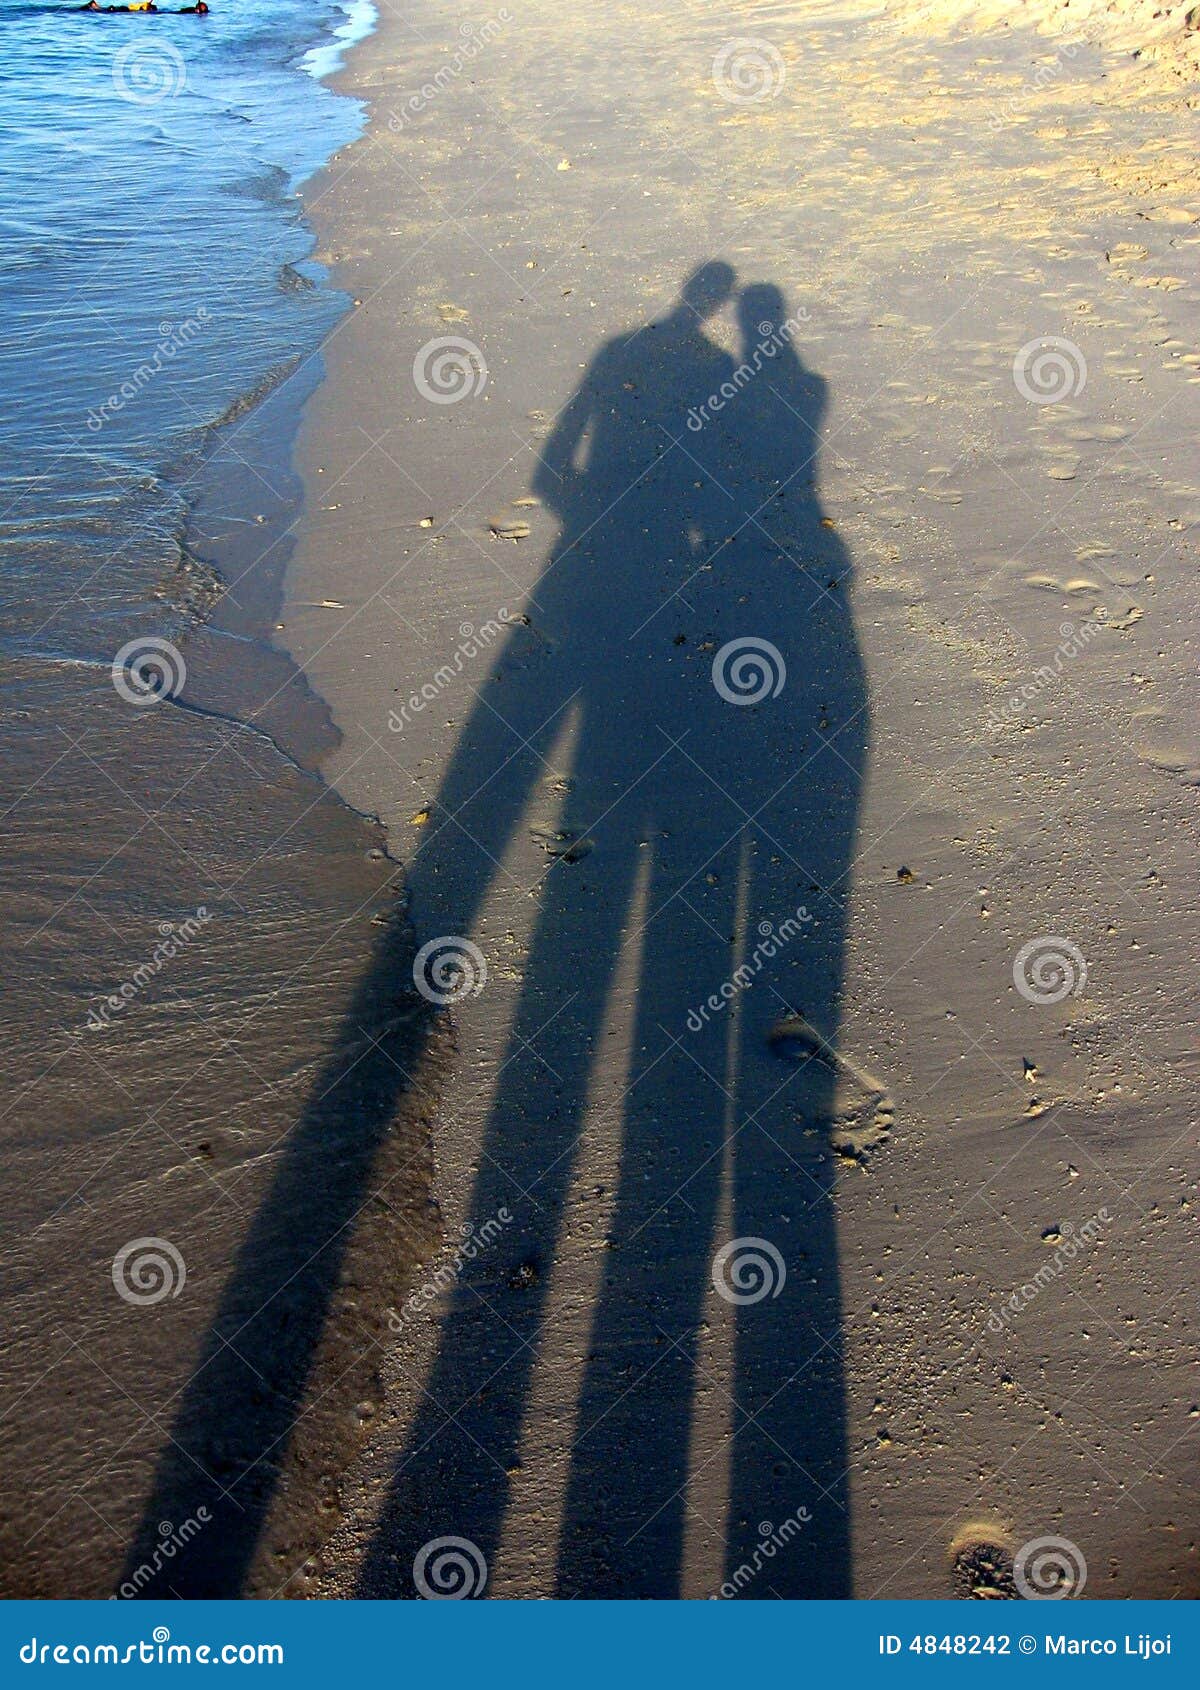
xmin=1044 ymin=456 xmax=1080 ymax=480
xmin=497 ymin=850 xmax=649 ymax=1594
xmin=1108 ymin=603 xmax=1145 ymax=630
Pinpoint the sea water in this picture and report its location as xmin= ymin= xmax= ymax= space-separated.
xmin=0 ymin=0 xmax=374 ymax=669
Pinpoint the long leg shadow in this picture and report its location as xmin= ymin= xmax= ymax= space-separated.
xmin=122 ymin=264 xmax=868 ymax=1599
xmin=115 ymin=915 xmax=435 ymax=1598
xmin=116 ymin=661 xmax=562 ymax=1598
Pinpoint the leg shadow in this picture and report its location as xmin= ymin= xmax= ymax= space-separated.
xmin=122 ymin=264 xmax=867 ymax=1602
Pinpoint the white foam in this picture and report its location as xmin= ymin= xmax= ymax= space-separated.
xmin=301 ymin=0 xmax=377 ymax=82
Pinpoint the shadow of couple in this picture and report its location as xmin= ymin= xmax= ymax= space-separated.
xmin=123 ymin=261 xmax=868 ymax=1599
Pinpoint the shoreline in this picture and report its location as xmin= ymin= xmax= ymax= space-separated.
xmin=179 ymin=6 xmax=381 ymax=779
xmin=97 ymin=0 xmax=457 ymax=1600
xmin=0 ymin=0 xmax=446 ymax=1599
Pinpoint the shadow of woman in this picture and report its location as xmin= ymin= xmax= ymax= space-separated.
xmin=120 ymin=263 xmax=867 ymax=1600
xmin=357 ymin=267 xmax=868 ymax=1597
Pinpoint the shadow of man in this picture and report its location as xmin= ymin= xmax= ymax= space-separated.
xmin=356 ymin=265 xmax=868 ymax=1597
xmin=120 ymin=263 xmax=866 ymax=1601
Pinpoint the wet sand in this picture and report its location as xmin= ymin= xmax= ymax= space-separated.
xmin=283 ymin=0 xmax=1199 ymax=1598
xmin=0 ymin=246 xmax=447 ymax=1600
xmin=0 ymin=0 xmax=469 ymax=1600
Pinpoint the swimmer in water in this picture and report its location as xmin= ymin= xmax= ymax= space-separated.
xmin=80 ymin=1 xmax=209 ymax=10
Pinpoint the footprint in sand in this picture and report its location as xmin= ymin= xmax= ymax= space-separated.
xmin=1107 ymin=604 xmax=1144 ymax=631
xmin=768 ymin=1013 xmax=895 ymax=1164
xmin=1021 ymin=573 xmax=1103 ymax=595
xmin=529 ymin=824 xmax=593 ymax=863
xmin=948 ymin=1526 xmax=1016 ymax=1600
xmin=1074 ymin=544 xmax=1144 ymax=589
xmin=1132 ymin=708 xmax=1200 ymax=784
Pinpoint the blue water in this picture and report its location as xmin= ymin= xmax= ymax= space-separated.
xmin=0 ymin=0 xmax=374 ymax=662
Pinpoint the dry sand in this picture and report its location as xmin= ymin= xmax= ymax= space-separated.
xmin=273 ymin=0 xmax=1200 ymax=1599
xmin=898 ymin=0 xmax=1200 ymax=83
